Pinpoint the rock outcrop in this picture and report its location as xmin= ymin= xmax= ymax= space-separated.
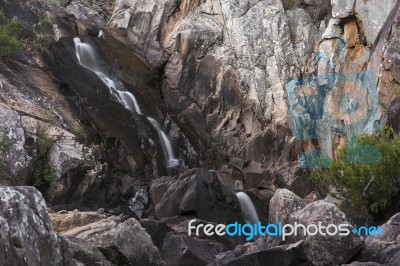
xmin=0 ymin=187 xmax=65 ymax=265
xmin=150 ymin=168 xmax=242 ymax=224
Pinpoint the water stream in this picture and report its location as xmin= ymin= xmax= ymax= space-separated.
xmin=73 ymin=37 xmax=179 ymax=168
xmin=236 ymin=192 xmax=260 ymax=224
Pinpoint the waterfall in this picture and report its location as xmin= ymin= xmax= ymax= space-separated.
xmin=147 ymin=117 xmax=180 ymax=168
xmin=73 ymin=37 xmax=179 ymax=168
xmin=236 ymin=192 xmax=259 ymax=224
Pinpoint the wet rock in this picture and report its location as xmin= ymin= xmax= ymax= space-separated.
xmin=0 ymin=187 xmax=64 ymax=265
xmin=161 ymin=234 xmax=226 ymax=266
xmin=150 ymin=169 xmax=242 ymax=224
xmin=269 ymin=189 xmax=306 ymax=225
xmin=127 ymin=186 xmax=150 ymax=219
xmin=288 ymin=200 xmax=364 ymax=265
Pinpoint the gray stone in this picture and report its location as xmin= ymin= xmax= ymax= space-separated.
xmin=355 ymin=0 xmax=398 ymax=44
xmin=0 ymin=107 xmax=31 ymax=185
xmin=64 ymin=216 xmax=164 ymax=266
xmin=322 ymin=18 xmax=342 ymax=39
xmin=48 ymin=139 xmax=84 ymax=178
xmin=355 ymin=213 xmax=400 ymax=265
xmin=288 ymin=200 xmax=364 ymax=265
xmin=332 ymin=0 xmax=355 ymax=18
xmin=161 ymin=234 xmax=226 ymax=266
xmin=0 ymin=187 xmax=64 ymax=265
xmin=269 ymin=188 xmax=306 ymax=225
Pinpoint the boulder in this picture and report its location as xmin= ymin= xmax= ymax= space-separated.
xmin=150 ymin=169 xmax=242 ymax=224
xmin=355 ymin=212 xmax=400 ymax=265
xmin=64 ymin=216 xmax=164 ymax=266
xmin=208 ymin=241 xmax=307 ymax=266
xmin=48 ymin=139 xmax=85 ymax=178
xmin=269 ymin=189 xmax=306 ymax=225
xmin=288 ymin=200 xmax=364 ymax=265
xmin=161 ymin=234 xmax=227 ymax=266
xmin=61 ymin=236 xmax=113 ymax=266
xmin=0 ymin=186 xmax=65 ymax=265
xmin=0 ymin=107 xmax=32 ymax=185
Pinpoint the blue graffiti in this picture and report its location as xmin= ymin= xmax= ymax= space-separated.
xmin=285 ymin=38 xmax=381 ymax=168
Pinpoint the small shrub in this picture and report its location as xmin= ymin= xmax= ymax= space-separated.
xmin=32 ymin=162 xmax=58 ymax=187
xmin=36 ymin=122 xmax=56 ymax=157
xmin=0 ymin=133 xmax=12 ymax=172
xmin=312 ymin=127 xmax=400 ymax=221
xmin=0 ymin=11 xmax=23 ymax=56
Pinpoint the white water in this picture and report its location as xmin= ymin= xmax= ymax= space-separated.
xmin=98 ymin=30 xmax=105 ymax=39
xmin=236 ymin=192 xmax=259 ymax=224
xmin=147 ymin=117 xmax=180 ymax=168
xmin=73 ymin=37 xmax=179 ymax=168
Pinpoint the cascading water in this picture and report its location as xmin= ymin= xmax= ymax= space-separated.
xmin=147 ymin=117 xmax=180 ymax=168
xmin=73 ymin=37 xmax=180 ymax=168
xmin=236 ymin=192 xmax=259 ymax=224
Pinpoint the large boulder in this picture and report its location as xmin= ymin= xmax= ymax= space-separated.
xmin=269 ymin=188 xmax=306 ymax=225
xmin=354 ymin=213 xmax=400 ymax=265
xmin=0 ymin=107 xmax=32 ymax=185
xmin=161 ymin=234 xmax=227 ymax=266
xmin=288 ymin=200 xmax=364 ymax=265
xmin=0 ymin=186 xmax=65 ymax=265
xmin=150 ymin=168 xmax=242 ymax=224
xmin=63 ymin=216 xmax=164 ymax=265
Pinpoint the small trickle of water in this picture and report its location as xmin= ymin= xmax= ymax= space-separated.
xmin=236 ymin=192 xmax=259 ymax=224
xmin=98 ymin=30 xmax=105 ymax=39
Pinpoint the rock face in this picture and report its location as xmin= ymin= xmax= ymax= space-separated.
xmin=0 ymin=187 xmax=64 ymax=265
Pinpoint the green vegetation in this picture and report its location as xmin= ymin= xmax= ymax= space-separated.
xmin=0 ymin=11 xmax=23 ymax=56
xmin=0 ymin=10 xmax=54 ymax=57
xmin=32 ymin=123 xmax=58 ymax=194
xmin=32 ymin=163 xmax=57 ymax=187
xmin=0 ymin=133 xmax=12 ymax=172
xmin=312 ymin=127 xmax=400 ymax=221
